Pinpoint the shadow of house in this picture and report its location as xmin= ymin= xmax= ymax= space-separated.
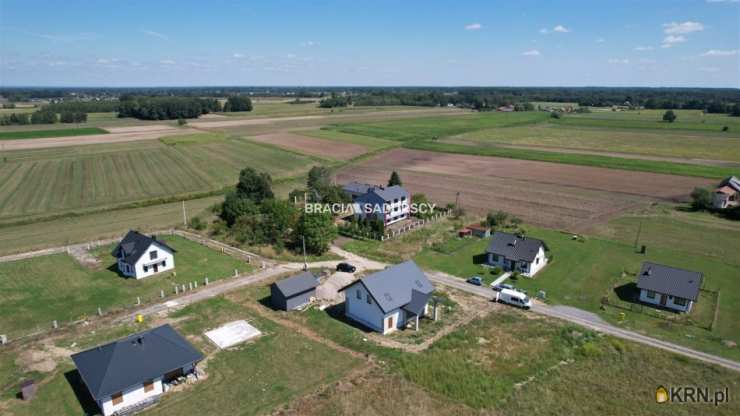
xmin=325 ymin=303 xmax=375 ymax=334
xmin=614 ymin=282 xmax=639 ymax=303
xmin=106 ymin=262 xmax=128 ymax=278
xmin=472 ymin=253 xmax=488 ymax=265
xmin=64 ymin=370 xmax=99 ymax=416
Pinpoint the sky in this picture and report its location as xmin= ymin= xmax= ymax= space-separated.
xmin=0 ymin=0 xmax=738 ymax=88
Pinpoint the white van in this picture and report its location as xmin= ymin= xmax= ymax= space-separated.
xmin=496 ymin=288 xmax=532 ymax=310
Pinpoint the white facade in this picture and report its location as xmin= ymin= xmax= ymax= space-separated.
xmin=99 ymin=377 xmax=163 ymax=416
xmin=638 ymin=289 xmax=693 ymax=313
xmin=117 ymin=242 xmax=175 ymax=279
xmin=344 ymin=283 xmax=426 ymax=334
xmin=712 ymin=191 xmax=738 ymax=209
xmin=487 ymin=246 xmax=547 ymax=277
xmin=354 ymin=191 xmax=410 ymax=226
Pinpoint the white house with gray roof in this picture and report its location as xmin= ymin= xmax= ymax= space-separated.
xmin=71 ymin=324 xmax=203 ymax=416
xmin=712 ymin=176 xmax=740 ymax=210
xmin=485 ymin=231 xmax=548 ymax=277
xmin=112 ymin=230 xmax=175 ymax=279
xmin=340 ymin=261 xmax=434 ymax=334
xmin=636 ymin=262 xmax=703 ymax=313
xmin=346 ymin=183 xmax=410 ymax=226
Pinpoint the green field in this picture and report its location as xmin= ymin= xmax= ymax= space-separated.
xmin=414 ymin=213 xmax=740 ymax=361
xmin=0 ymin=294 xmax=360 ymax=415
xmin=0 ymin=235 xmax=250 ymax=337
xmin=0 ymin=127 xmax=108 ymax=140
xmin=222 ymin=101 xmax=429 ymax=118
xmin=0 ymin=133 xmax=317 ymax=220
xmin=559 ymin=109 xmax=740 ymax=134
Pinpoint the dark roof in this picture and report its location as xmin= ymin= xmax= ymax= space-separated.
xmin=719 ymin=176 xmax=740 ymax=192
xmin=402 ymin=289 xmax=431 ymax=316
xmin=342 ymin=181 xmax=374 ymax=195
xmin=272 ymin=271 xmax=319 ymax=298
xmin=636 ymin=262 xmax=703 ymax=301
xmin=341 ymin=261 xmax=434 ymax=314
xmin=112 ymin=230 xmax=175 ymax=265
xmin=71 ymin=324 xmax=203 ymax=400
xmin=369 ymin=185 xmax=408 ymax=202
xmin=486 ymin=232 xmax=545 ymax=262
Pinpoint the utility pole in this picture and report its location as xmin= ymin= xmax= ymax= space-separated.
xmin=182 ymin=201 xmax=187 ymax=226
xmin=302 ymin=235 xmax=308 ymax=271
xmin=455 ymin=192 xmax=460 ymax=209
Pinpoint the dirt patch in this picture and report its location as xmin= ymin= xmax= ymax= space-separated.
xmin=250 ymin=132 xmax=368 ymax=160
xmin=15 ymin=340 xmax=75 ymax=373
xmin=336 ymin=148 xmax=714 ymax=232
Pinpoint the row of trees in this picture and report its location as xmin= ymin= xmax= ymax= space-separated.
xmin=0 ymin=110 xmax=87 ymax=126
xmin=117 ymin=96 xmax=221 ymax=120
xmin=222 ymin=96 xmax=253 ymax=112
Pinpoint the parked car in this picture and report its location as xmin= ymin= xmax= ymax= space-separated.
xmin=467 ymin=276 xmax=483 ymax=286
xmin=492 ymin=283 xmax=514 ymax=292
xmin=336 ymin=262 xmax=356 ymax=273
xmin=496 ymin=288 xmax=532 ymax=310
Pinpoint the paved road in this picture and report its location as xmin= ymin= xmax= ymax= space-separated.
xmin=426 ymin=270 xmax=740 ymax=373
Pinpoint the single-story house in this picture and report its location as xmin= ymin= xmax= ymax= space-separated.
xmin=712 ymin=176 xmax=739 ymax=210
xmin=71 ymin=324 xmax=203 ymax=416
xmin=350 ymin=184 xmax=410 ymax=226
xmin=466 ymin=224 xmax=491 ymax=238
xmin=636 ymin=262 xmax=703 ymax=313
xmin=112 ymin=230 xmax=175 ymax=279
xmin=486 ymin=231 xmax=548 ymax=277
xmin=271 ymin=271 xmax=319 ymax=311
xmin=340 ymin=261 xmax=434 ymax=334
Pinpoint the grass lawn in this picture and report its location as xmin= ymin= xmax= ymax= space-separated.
xmin=414 ymin=219 xmax=740 ymax=361
xmin=0 ymin=134 xmax=316 ymax=220
xmin=0 ymin=235 xmax=250 ymax=337
xmin=556 ymin=109 xmax=740 ymax=134
xmin=1 ymin=293 xmax=361 ymax=416
xmin=0 ymin=127 xmax=108 ymax=140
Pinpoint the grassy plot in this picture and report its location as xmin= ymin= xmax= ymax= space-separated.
xmin=0 ymin=235 xmax=250 ymax=337
xmin=221 ymin=101 xmax=429 ymax=118
xmin=302 ymin=128 xmax=400 ymax=153
xmin=0 ymin=127 xmax=108 ymax=140
xmin=451 ymin=123 xmax=740 ymax=162
xmin=556 ymin=109 xmax=740 ymax=134
xmin=415 ymin=219 xmax=740 ymax=361
xmin=1 ymin=294 xmax=360 ymax=416
xmin=0 ymin=134 xmax=316 ymax=219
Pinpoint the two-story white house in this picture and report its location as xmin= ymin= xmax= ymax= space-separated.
xmin=636 ymin=262 xmax=703 ymax=313
xmin=485 ymin=231 xmax=548 ymax=277
xmin=112 ymin=230 xmax=176 ymax=279
xmin=712 ymin=176 xmax=740 ymax=210
xmin=348 ymin=184 xmax=410 ymax=226
xmin=340 ymin=261 xmax=435 ymax=334
xmin=71 ymin=324 xmax=203 ymax=416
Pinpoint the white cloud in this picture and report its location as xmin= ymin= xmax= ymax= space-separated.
xmin=521 ymin=49 xmax=541 ymax=56
xmin=639 ymin=58 xmax=657 ymax=64
xmin=539 ymin=28 xmax=549 ymax=34
xmin=232 ymin=52 xmax=244 ymax=58
xmin=553 ymin=25 xmax=570 ymax=33
xmin=96 ymin=58 xmax=110 ymax=64
xmin=663 ymin=21 xmax=704 ymax=35
xmin=608 ymin=58 xmax=630 ymax=64
xmin=139 ymin=29 xmax=168 ymax=40
xmin=634 ymin=46 xmax=654 ymax=51
xmin=661 ymin=35 xmax=686 ymax=48
xmin=300 ymin=40 xmax=319 ymax=47
xmin=595 ymin=37 xmax=605 ymax=43
xmin=701 ymin=49 xmax=738 ymax=56
xmin=159 ymin=59 xmax=176 ymax=65
xmin=464 ymin=23 xmax=482 ymax=31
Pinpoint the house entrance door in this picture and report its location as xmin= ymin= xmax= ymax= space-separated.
xmin=659 ymin=294 xmax=667 ymax=306
xmin=153 ymin=263 xmax=159 ymax=273
xmin=387 ymin=316 xmax=394 ymax=330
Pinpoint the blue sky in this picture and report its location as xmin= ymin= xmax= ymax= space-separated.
xmin=1 ymin=0 xmax=738 ymax=87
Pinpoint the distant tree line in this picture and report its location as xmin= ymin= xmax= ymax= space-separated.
xmin=222 ymin=96 xmax=253 ymax=112
xmin=0 ymin=110 xmax=87 ymax=126
xmin=117 ymin=96 xmax=221 ymax=120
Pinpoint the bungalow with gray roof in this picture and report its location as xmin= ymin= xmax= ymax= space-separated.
xmin=486 ymin=231 xmax=548 ymax=276
xmin=636 ymin=262 xmax=703 ymax=313
xmin=339 ymin=261 xmax=434 ymax=334
xmin=71 ymin=324 xmax=203 ymax=416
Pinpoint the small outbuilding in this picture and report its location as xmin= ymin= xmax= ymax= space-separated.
xmin=466 ymin=224 xmax=491 ymax=238
xmin=636 ymin=262 xmax=703 ymax=313
xmin=270 ymin=271 xmax=319 ymax=311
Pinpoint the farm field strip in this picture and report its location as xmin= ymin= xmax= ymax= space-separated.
xmin=248 ymin=132 xmax=370 ymax=160
xmin=0 ymin=127 xmax=109 ymax=140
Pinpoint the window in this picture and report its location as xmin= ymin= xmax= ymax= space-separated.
xmin=161 ymin=260 xmax=166 ymax=267
xmin=149 ymin=250 xmax=158 ymax=260
xmin=535 ymin=258 xmax=540 ymax=265
xmin=491 ymin=254 xmax=499 ymax=262
xmin=143 ymin=380 xmax=154 ymax=393
xmin=356 ymin=289 xmax=361 ymax=300
xmin=674 ymin=297 xmax=687 ymax=306
xmin=143 ymin=265 xmax=148 ymax=272
xmin=111 ymin=392 xmax=123 ymax=406
xmin=646 ymin=290 xmax=656 ymax=299
xmin=401 ymin=196 xmax=406 ymax=202
xmin=367 ymin=294 xmax=372 ymax=304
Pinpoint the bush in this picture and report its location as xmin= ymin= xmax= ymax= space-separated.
xmin=662 ymin=110 xmax=677 ymax=123
xmin=690 ymin=187 xmax=713 ymax=211
xmin=189 ymin=216 xmax=206 ymax=231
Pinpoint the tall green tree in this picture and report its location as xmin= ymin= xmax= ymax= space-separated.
xmin=662 ymin=110 xmax=677 ymax=123
xmin=690 ymin=187 xmax=713 ymax=211
xmin=259 ymin=199 xmax=299 ymax=244
xmin=388 ymin=171 xmax=402 ymax=187
xmin=236 ymin=168 xmax=274 ymax=203
xmin=294 ymin=211 xmax=337 ymax=255
xmin=220 ymin=192 xmax=260 ymax=226
xmin=223 ymin=96 xmax=253 ymax=112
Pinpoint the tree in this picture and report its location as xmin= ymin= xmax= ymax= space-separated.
xmin=235 ymin=168 xmax=274 ymax=203
xmin=259 ymin=199 xmax=298 ymax=244
xmin=220 ymin=192 xmax=259 ymax=226
xmin=486 ymin=210 xmax=509 ymax=227
xmin=662 ymin=110 xmax=677 ymax=123
xmin=223 ymin=96 xmax=253 ymax=112
xmin=306 ymin=166 xmax=348 ymax=204
xmin=307 ymin=166 xmax=332 ymax=192
xmin=690 ymin=187 xmax=713 ymax=211
xmin=388 ymin=171 xmax=402 ymax=187
xmin=293 ymin=211 xmax=337 ymax=255
xmin=411 ymin=193 xmax=434 ymax=219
